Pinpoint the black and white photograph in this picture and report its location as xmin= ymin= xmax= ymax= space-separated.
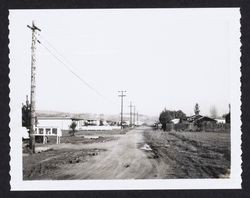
xmin=8 ymin=8 xmax=241 ymax=190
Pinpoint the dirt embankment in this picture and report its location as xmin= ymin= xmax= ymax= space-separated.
xmin=143 ymin=130 xmax=231 ymax=178
xmin=23 ymin=148 xmax=107 ymax=180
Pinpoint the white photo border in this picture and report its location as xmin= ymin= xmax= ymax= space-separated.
xmin=9 ymin=8 xmax=242 ymax=190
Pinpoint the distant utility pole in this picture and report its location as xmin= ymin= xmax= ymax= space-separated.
xmin=133 ymin=106 xmax=136 ymax=126
xmin=27 ymin=21 xmax=41 ymax=153
xmin=136 ymin=112 xmax=139 ymax=124
xmin=128 ymin=101 xmax=133 ymax=127
xmin=118 ymin=90 xmax=126 ymax=129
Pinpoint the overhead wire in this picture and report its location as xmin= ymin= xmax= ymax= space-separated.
xmin=39 ymin=34 xmax=78 ymax=70
xmin=37 ymin=34 xmax=118 ymax=106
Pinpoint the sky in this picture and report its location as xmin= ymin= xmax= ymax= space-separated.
xmin=9 ymin=8 xmax=240 ymax=117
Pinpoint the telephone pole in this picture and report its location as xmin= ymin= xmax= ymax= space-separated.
xmin=128 ymin=101 xmax=133 ymax=127
xmin=133 ymin=106 xmax=136 ymax=126
xmin=27 ymin=21 xmax=41 ymax=153
xmin=136 ymin=112 xmax=139 ymax=125
xmin=118 ymin=90 xmax=126 ymax=129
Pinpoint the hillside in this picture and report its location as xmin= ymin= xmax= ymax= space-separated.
xmin=36 ymin=110 xmax=158 ymax=124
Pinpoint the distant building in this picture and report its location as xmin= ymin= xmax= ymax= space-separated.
xmin=187 ymin=114 xmax=217 ymax=125
xmin=187 ymin=114 xmax=203 ymax=122
xmin=216 ymin=118 xmax=226 ymax=124
xmin=171 ymin=118 xmax=180 ymax=124
xmin=31 ymin=116 xmax=85 ymax=144
xmin=34 ymin=126 xmax=62 ymax=144
xmin=37 ymin=116 xmax=84 ymax=130
xmin=84 ymin=119 xmax=100 ymax=126
xmin=135 ymin=121 xmax=144 ymax=126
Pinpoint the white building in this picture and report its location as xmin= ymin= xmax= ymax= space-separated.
xmin=34 ymin=126 xmax=62 ymax=144
xmin=37 ymin=117 xmax=83 ymax=130
xmin=215 ymin=118 xmax=226 ymax=124
xmin=171 ymin=118 xmax=180 ymax=124
xmin=32 ymin=117 xmax=84 ymax=144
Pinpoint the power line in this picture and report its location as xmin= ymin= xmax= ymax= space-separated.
xmin=39 ymin=34 xmax=78 ymax=70
xmin=38 ymin=35 xmax=119 ymax=106
xmin=39 ymin=33 xmax=104 ymax=91
xmin=39 ymin=41 xmax=111 ymax=101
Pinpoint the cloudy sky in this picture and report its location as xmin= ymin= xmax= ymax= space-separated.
xmin=9 ymin=8 xmax=240 ymax=117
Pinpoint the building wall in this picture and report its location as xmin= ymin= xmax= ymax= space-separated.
xmin=37 ymin=119 xmax=72 ymax=130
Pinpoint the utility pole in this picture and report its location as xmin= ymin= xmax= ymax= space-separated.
xmin=27 ymin=21 xmax=41 ymax=153
xmin=136 ymin=112 xmax=139 ymax=125
xmin=128 ymin=101 xmax=133 ymax=127
xmin=133 ymin=106 xmax=136 ymax=126
xmin=118 ymin=90 xmax=126 ymax=129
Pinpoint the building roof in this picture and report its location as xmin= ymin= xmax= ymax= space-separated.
xmin=187 ymin=115 xmax=216 ymax=123
xmin=187 ymin=114 xmax=203 ymax=122
xmin=37 ymin=116 xmax=84 ymax=121
xmin=195 ymin=116 xmax=217 ymax=123
xmin=37 ymin=116 xmax=72 ymax=120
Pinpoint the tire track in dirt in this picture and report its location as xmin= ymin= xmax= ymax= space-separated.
xmin=59 ymin=127 xmax=164 ymax=179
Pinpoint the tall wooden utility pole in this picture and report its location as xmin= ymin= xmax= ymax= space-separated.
xmin=133 ymin=106 xmax=136 ymax=126
xmin=128 ymin=101 xmax=133 ymax=127
xmin=27 ymin=21 xmax=41 ymax=153
xmin=118 ymin=90 xmax=126 ymax=129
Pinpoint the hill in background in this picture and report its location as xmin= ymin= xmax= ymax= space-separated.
xmin=36 ymin=110 xmax=158 ymax=125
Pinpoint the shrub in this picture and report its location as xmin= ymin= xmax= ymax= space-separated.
xmin=69 ymin=121 xmax=77 ymax=136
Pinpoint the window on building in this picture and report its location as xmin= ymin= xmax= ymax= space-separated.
xmin=52 ymin=128 xmax=57 ymax=135
xmin=39 ymin=128 xmax=44 ymax=134
xmin=46 ymin=128 xmax=51 ymax=135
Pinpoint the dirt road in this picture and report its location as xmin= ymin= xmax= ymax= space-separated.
xmin=62 ymin=127 xmax=167 ymax=179
xmin=23 ymin=126 xmax=230 ymax=179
